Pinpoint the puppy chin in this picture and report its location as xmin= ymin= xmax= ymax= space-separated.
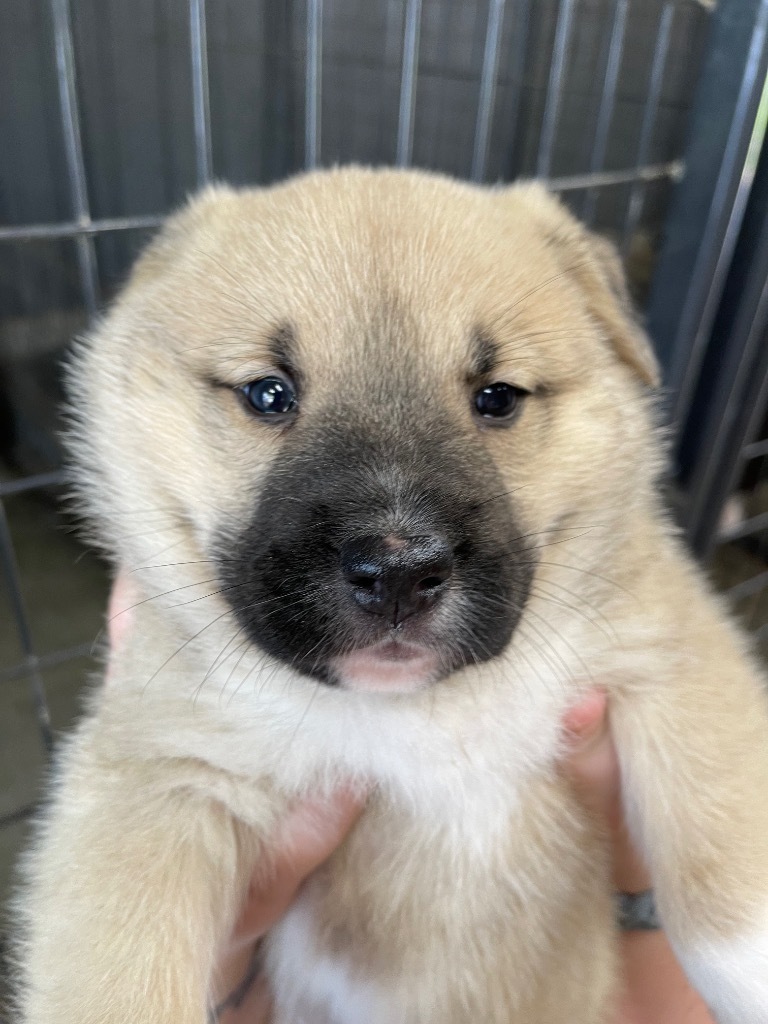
xmin=331 ymin=640 xmax=440 ymax=693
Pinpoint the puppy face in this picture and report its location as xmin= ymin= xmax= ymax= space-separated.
xmin=215 ymin=327 xmax=533 ymax=691
xmin=70 ymin=168 xmax=660 ymax=695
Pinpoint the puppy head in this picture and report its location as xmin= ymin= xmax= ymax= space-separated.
xmin=69 ymin=168 xmax=660 ymax=694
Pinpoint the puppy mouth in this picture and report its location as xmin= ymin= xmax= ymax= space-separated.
xmin=329 ymin=639 xmax=441 ymax=693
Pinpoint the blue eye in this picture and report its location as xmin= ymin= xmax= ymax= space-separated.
xmin=241 ymin=377 xmax=297 ymax=416
xmin=474 ymin=382 xmax=525 ymax=420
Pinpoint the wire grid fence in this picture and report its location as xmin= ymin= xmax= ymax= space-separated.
xmin=0 ymin=0 xmax=738 ymax=867
xmin=682 ymin=121 xmax=768 ymax=655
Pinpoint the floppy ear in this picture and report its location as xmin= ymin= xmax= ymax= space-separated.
xmin=505 ymin=182 xmax=660 ymax=387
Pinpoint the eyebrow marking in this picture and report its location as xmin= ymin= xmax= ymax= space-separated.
xmin=470 ymin=328 xmax=498 ymax=377
xmin=268 ymin=323 xmax=298 ymax=374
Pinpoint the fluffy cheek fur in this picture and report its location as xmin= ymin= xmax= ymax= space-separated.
xmin=68 ymin=334 xmax=282 ymax=638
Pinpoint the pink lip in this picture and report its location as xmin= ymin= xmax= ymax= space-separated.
xmin=372 ymin=639 xmax=425 ymax=662
xmin=331 ymin=641 xmax=440 ymax=692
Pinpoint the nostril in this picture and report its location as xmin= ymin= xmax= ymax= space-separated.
xmin=340 ymin=533 xmax=453 ymax=621
xmin=348 ymin=573 xmax=378 ymax=592
xmin=416 ymin=575 xmax=447 ymax=593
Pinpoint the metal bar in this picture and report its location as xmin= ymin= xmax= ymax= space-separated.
xmin=0 ymin=164 xmax=683 ymax=249
xmin=738 ymin=360 xmax=768 ymax=491
xmin=0 ymin=640 xmax=97 ymax=685
xmin=503 ymin=0 xmax=532 ymax=179
xmin=742 ymin=436 xmax=768 ymax=460
xmin=51 ymin=0 xmax=100 ymax=316
xmin=582 ymin=0 xmax=629 ymax=225
xmin=546 ymin=160 xmax=683 ymax=193
xmin=726 ymin=568 xmax=768 ymax=604
xmin=305 ymin=0 xmax=323 ymax=169
xmin=647 ymin=0 xmax=768 ymax=391
xmin=0 ymin=501 xmax=53 ymax=754
xmin=688 ymin=262 xmax=768 ymax=550
xmin=692 ymin=280 xmax=768 ymax=559
xmin=0 ymin=471 xmax=66 ymax=498
xmin=0 ymin=214 xmax=164 ymax=243
xmin=536 ymin=0 xmax=576 ymax=179
xmin=621 ymin=1 xmax=675 ymax=255
xmin=669 ymin=7 xmax=768 ymax=427
xmin=396 ymin=0 xmax=422 ymax=167
xmin=189 ymin=0 xmax=213 ymax=186
xmin=471 ymin=0 xmax=506 ymax=182
xmin=719 ymin=509 xmax=768 ymax=542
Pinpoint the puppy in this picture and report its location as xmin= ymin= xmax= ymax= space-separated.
xmin=14 ymin=167 xmax=768 ymax=1023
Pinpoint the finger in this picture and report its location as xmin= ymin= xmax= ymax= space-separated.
xmin=232 ymin=788 xmax=365 ymax=943
xmin=219 ymin=978 xmax=271 ymax=1024
xmin=561 ymin=691 xmax=651 ymax=894
xmin=561 ymin=690 xmax=621 ymax=824
xmin=216 ymin=969 xmax=272 ymax=1024
xmin=275 ymin=786 xmax=365 ymax=875
xmin=106 ymin=573 xmax=136 ymax=653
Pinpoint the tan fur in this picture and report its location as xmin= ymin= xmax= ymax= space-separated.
xmin=12 ymin=167 xmax=768 ymax=1023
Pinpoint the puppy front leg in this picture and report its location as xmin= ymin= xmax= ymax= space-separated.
xmin=16 ymin=750 xmax=266 ymax=1024
xmin=612 ymin=665 xmax=768 ymax=1024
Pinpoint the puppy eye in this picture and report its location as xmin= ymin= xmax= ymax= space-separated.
xmin=473 ymin=382 xmax=525 ymax=420
xmin=240 ymin=376 xmax=297 ymax=416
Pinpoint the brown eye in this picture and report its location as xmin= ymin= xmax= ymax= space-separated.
xmin=474 ymin=382 xmax=525 ymax=420
xmin=240 ymin=377 xmax=297 ymax=416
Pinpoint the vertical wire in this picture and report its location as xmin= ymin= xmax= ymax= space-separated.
xmin=670 ymin=7 xmax=768 ymax=428
xmin=51 ymin=0 xmax=100 ymax=315
xmin=689 ymin=260 xmax=768 ymax=550
xmin=305 ymin=0 xmax=323 ymax=169
xmin=396 ymin=0 xmax=423 ymax=166
xmin=504 ymin=0 xmax=533 ymax=179
xmin=472 ymin=0 xmax=507 ymax=182
xmin=582 ymin=0 xmax=629 ymax=225
xmin=621 ymin=1 xmax=674 ymax=255
xmin=535 ymin=0 xmax=576 ymax=179
xmin=190 ymin=0 xmax=213 ymax=186
xmin=0 ymin=502 xmax=53 ymax=756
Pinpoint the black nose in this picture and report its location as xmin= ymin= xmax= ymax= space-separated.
xmin=340 ymin=534 xmax=453 ymax=624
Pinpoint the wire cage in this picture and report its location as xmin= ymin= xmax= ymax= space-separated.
xmin=2 ymin=0 xmax=768 ymax=989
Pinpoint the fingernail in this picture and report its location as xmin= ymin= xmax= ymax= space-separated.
xmin=562 ymin=692 xmax=607 ymax=752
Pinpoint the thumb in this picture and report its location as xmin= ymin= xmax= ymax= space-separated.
xmin=275 ymin=787 xmax=366 ymax=878
xmin=561 ymin=690 xmax=621 ymax=823
xmin=106 ymin=572 xmax=138 ymax=654
xmin=231 ymin=788 xmax=365 ymax=944
xmin=561 ymin=690 xmax=651 ymax=894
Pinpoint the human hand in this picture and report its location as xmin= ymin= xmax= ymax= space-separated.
xmin=212 ymin=789 xmax=364 ymax=1023
xmin=562 ymin=691 xmax=715 ymax=1024
xmin=106 ymin=575 xmax=364 ymax=1023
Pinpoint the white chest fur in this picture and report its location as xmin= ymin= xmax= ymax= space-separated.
xmin=267 ymin=895 xmax=396 ymax=1024
xmin=147 ymin=622 xmax=585 ymax=820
